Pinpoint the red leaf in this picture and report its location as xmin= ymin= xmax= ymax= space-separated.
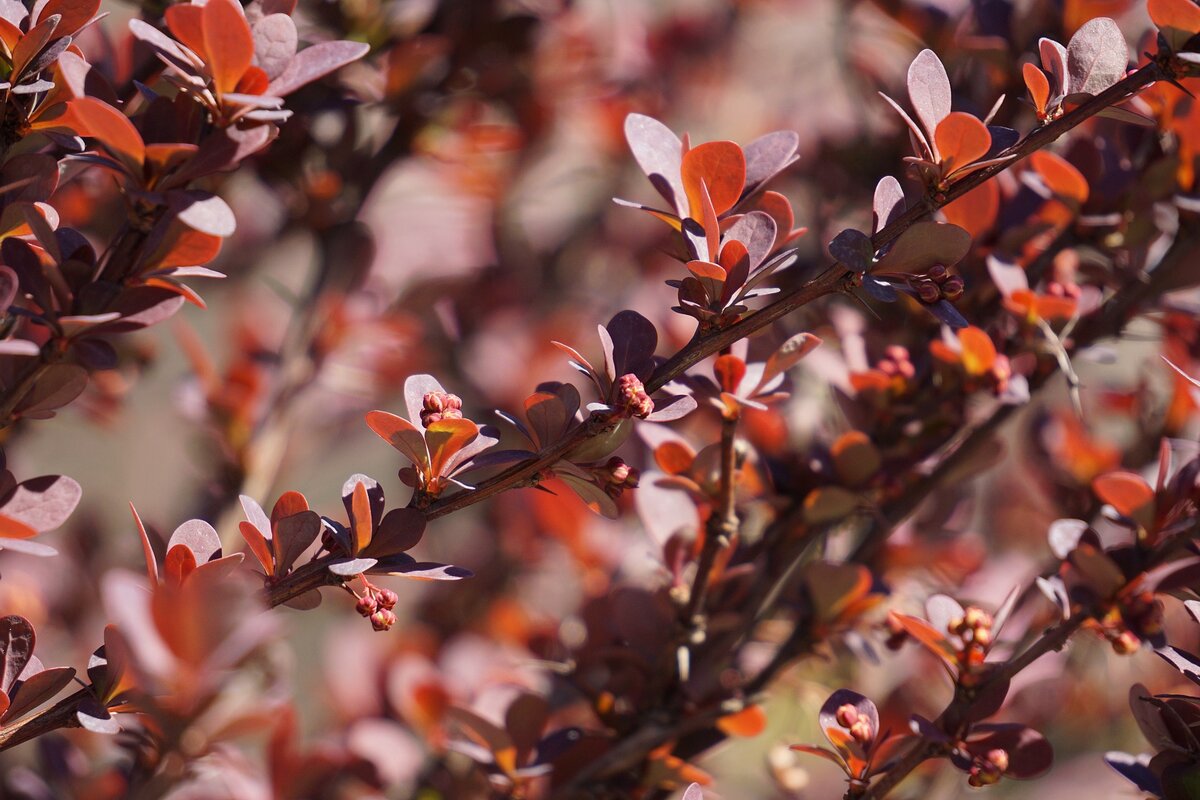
xmin=1093 ymin=471 xmax=1155 ymax=526
xmin=1030 ymin=150 xmax=1089 ymax=204
xmin=934 ymin=112 xmax=991 ymax=175
xmin=30 ymin=98 xmax=145 ymax=173
xmin=1023 ymin=62 xmax=1051 ymax=117
xmin=201 ymin=0 xmax=254 ymax=94
xmin=681 ymin=141 xmax=746 ymax=217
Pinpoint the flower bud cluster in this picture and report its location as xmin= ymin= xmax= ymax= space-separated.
xmin=835 ymin=703 xmax=873 ymax=744
xmin=967 ymin=748 xmax=1009 ymax=787
xmin=355 ymin=584 xmax=400 ymax=631
xmin=615 ymin=374 xmax=654 ymax=419
xmin=909 ymin=265 xmax=964 ymax=304
xmin=421 ymin=391 xmax=464 ymax=426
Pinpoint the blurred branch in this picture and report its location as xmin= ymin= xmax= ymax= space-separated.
xmin=683 ymin=415 xmax=739 ymax=640
xmin=860 ymin=611 xmax=1089 ymax=800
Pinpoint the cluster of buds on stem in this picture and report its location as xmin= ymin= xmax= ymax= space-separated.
xmin=909 ymin=265 xmax=965 ymax=304
xmin=835 ymin=704 xmax=874 ymax=745
xmin=966 ymin=748 xmax=1010 ymax=787
xmin=614 ymin=374 xmax=654 ymax=419
xmin=421 ymin=391 xmax=464 ymax=426
xmin=1099 ymin=590 xmax=1163 ymax=655
xmin=949 ymin=606 xmax=993 ymax=680
xmin=593 ymin=457 xmax=640 ymax=499
xmin=354 ymin=580 xmax=399 ymax=631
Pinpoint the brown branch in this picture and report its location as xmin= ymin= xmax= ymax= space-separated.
xmin=0 ymin=688 xmax=88 ymax=751
xmin=683 ymin=415 xmax=739 ymax=639
xmin=421 ymin=59 xmax=1167 ymax=524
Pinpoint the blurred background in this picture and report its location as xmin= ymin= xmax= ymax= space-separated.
xmin=2 ymin=0 xmax=1197 ymax=797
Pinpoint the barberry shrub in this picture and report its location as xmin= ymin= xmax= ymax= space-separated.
xmin=0 ymin=0 xmax=1198 ymax=798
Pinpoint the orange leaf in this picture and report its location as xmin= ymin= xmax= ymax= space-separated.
xmin=164 ymin=4 xmax=207 ymax=59
xmin=163 ymin=543 xmax=197 ymax=585
xmin=1023 ymin=63 xmax=1051 ymax=117
xmin=933 ymin=112 xmax=991 ymax=176
xmin=36 ymin=0 xmax=101 ymax=36
xmin=350 ymin=480 xmax=373 ymax=554
xmin=1030 ymin=151 xmax=1088 ymax=204
xmin=201 ymin=0 xmax=255 ymax=94
xmin=958 ymin=326 xmax=996 ymax=377
xmin=681 ymin=141 xmax=746 ymax=217
xmin=713 ymin=354 xmax=746 ymax=394
xmin=426 ymin=418 xmax=480 ymax=479
xmin=1149 ymin=0 xmax=1200 ymax=49
xmin=270 ymin=491 xmax=309 ymax=524
xmin=1093 ymin=472 xmax=1155 ymax=526
xmin=941 ymin=179 xmax=999 ymax=237
xmin=654 ymin=441 xmax=694 ymax=475
xmin=717 ymin=704 xmax=767 ymax=737
xmin=239 ymin=520 xmax=275 ymax=575
xmin=30 ymin=98 xmax=145 ymax=173
xmin=0 ymin=513 xmax=38 ymax=540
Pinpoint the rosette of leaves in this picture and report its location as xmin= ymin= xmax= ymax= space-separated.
xmin=488 ymin=381 xmax=631 ymax=518
xmin=237 ymin=491 xmax=321 ymax=604
xmin=0 ymin=616 xmax=76 ymax=732
xmin=322 ymin=473 xmax=472 ymax=580
xmin=681 ymin=332 xmax=820 ymax=419
xmin=1107 ymin=603 xmax=1200 ymax=799
xmin=1023 ymin=18 xmax=1152 ymax=125
xmin=366 ymin=374 xmax=499 ymax=499
xmin=0 ymin=0 xmax=100 ymax=127
xmin=128 ymin=0 xmax=369 ymax=126
xmin=446 ymin=694 xmax=583 ymax=793
xmin=879 ymin=49 xmax=1016 ymax=190
xmin=551 ymin=310 xmax=696 ymax=441
xmin=616 ymin=114 xmax=808 ymax=325
xmin=0 ymin=451 xmax=80 ymax=556
xmin=95 ymin=564 xmax=278 ymax=732
xmin=836 ymin=176 xmax=971 ymax=329
xmin=890 ymin=593 xmax=1018 ymax=710
xmin=1036 ymin=448 xmax=1200 ymax=646
xmin=791 ymin=689 xmax=906 ymax=793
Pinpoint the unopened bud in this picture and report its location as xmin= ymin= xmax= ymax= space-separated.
xmin=370 ymin=608 xmax=397 ymax=632
xmin=927 ymin=264 xmax=949 ymax=283
xmin=377 ymin=588 xmax=398 ymax=610
xmin=420 ymin=391 xmax=463 ymax=426
xmin=912 ymin=278 xmax=940 ymax=304
xmin=941 ymin=276 xmax=965 ymax=301
xmin=615 ymin=374 xmax=654 ymax=419
xmin=835 ymin=704 xmax=859 ymax=728
xmin=356 ymin=595 xmax=378 ymax=617
xmin=849 ymin=719 xmax=873 ymax=743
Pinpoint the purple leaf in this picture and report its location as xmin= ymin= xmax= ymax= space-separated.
xmin=272 ymin=510 xmax=321 ymax=574
xmin=372 ymin=561 xmax=473 ymax=580
xmin=1104 ymin=751 xmax=1161 ymax=795
xmin=167 ymin=519 xmax=221 ymax=564
xmin=605 ymin=310 xmax=657 ymax=380
xmin=267 ymin=40 xmax=371 ymax=98
xmin=907 ymin=49 xmax=952 ymax=143
xmin=873 ymin=221 xmax=971 ymax=273
xmin=77 ymin=697 xmax=121 ymax=734
xmin=829 ymin=228 xmax=874 ymax=271
xmin=873 ymin=176 xmax=906 ymax=233
xmin=2 ymin=666 xmax=74 ymax=724
xmin=252 ymin=13 xmax=298 ymax=79
xmin=171 ymin=191 xmax=236 ymax=237
xmin=741 ymin=130 xmax=800 ymax=194
xmin=644 ymin=393 xmax=696 ymax=422
xmin=363 ymin=507 xmax=425 ymax=559
xmin=1066 ymin=17 xmax=1128 ymax=96
xmin=1047 ymin=518 xmax=1088 ymax=559
xmin=0 ymin=616 xmax=34 ymax=694
xmin=724 ymin=211 xmax=777 ymax=270
xmin=328 ymin=557 xmax=378 ymax=576
xmin=1039 ymin=38 xmax=1068 ymax=99
xmin=624 ymin=113 xmax=686 ymax=215
xmin=0 ymin=474 xmax=81 ymax=532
